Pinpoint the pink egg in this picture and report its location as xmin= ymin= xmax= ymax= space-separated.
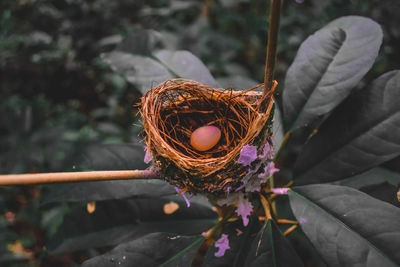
xmin=190 ymin=126 xmax=221 ymax=152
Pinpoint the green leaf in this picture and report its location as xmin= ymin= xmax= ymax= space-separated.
xmin=244 ymin=220 xmax=304 ymax=267
xmin=289 ymin=184 xmax=400 ymax=266
xmin=217 ymin=75 xmax=259 ymax=90
xmin=81 ymin=232 xmax=203 ymax=267
xmin=41 ymin=179 xmax=175 ymax=204
xmin=101 ymin=51 xmax=172 ymax=94
xmin=154 ymin=50 xmax=218 ymax=87
xmin=116 ymin=29 xmax=162 ymax=55
xmin=203 ymin=218 xmax=261 ymax=267
xmin=272 ymin=103 xmax=284 ymax=155
xmin=283 ymin=16 xmax=382 ymax=131
xmin=334 ymin=167 xmax=400 ymax=189
xmin=294 ymin=70 xmax=400 ymax=184
xmin=359 ymin=182 xmax=400 ymax=208
xmin=48 ymin=197 xmax=217 ymax=254
xmin=41 ymin=143 xmax=157 ymax=204
xmin=76 ymin=143 xmax=148 ymax=171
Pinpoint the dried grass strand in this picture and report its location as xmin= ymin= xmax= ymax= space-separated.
xmin=141 ymin=79 xmax=274 ymax=182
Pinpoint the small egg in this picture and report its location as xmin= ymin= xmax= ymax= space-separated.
xmin=190 ymin=125 xmax=221 ymax=152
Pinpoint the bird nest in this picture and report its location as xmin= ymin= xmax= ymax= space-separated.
xmin=140 ymin=79 xmax=275 ymax=194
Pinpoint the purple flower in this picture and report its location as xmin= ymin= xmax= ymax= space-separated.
xmin=296 ymin=0 xmax=304 ymax=3
xmin=238 ymin=145 xmax=258 ymax=166
xmin=258 ymin=162 xmax=279 ymax=178
xmin=236 ymin=194 xmax=253 ymax=226
xmin=271 ymin=188 xmax=289 ymax=195
xmin=258 ymin=143 xmax=272 ymax=160
xmin=144 ymin=146 xmax=153 ymax=164
xmin=175 ymin=187 xmax=190 ymax=207
xmin=214 ymin=234 xmax=230 ymax=257
xmin=235 ymin=183 xmax=245 ymax=192
xmin=299 ymin=218 xmax=308 ymax=224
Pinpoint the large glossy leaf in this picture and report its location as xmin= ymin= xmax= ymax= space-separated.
xmin=101 ymin=51 xmax=172 ymax=94
xmin=217 ymin=75 xmax=259 ymax=90
xmin=76 ymin=143 xmax=148 ymax=171
xmin=41 ymin=143 xmax=158 ymax=204
xmin=334 ymin=167 xmax=400 ymax=189
xmin=116 ymin=29 xmax=162 ymax=55
xmin=289 ymin=184 xmax=400 ymax=266
xmin=283 ymin=16 xmax=382 ymax=131
xmin=272 ymin=104 xmax=284 ymax=155
xmin=48 ymin=197 xmax=217 ymax=254
xmin=154 ymin=50 xmax=218 ymax=87
xmin=41 ymin=179 xmax=175 ymax=204
xmin=359 ymin=182 xmax=400 ymax=208
xmin=244 ymin=219 xmax=304 ymax=267
xmin=81 ymin=232 xmax=203 ymax=267
xmin=294 ymin=70 xmax=400 ymax=184
xmin=203 ymin=218 xmax=261 ymax=267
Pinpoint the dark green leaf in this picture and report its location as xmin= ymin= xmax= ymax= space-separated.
xmin=359 ymin=182 xmax=400 ymax=207
xmin=294 ymin=70 xmax=400 ymax=184
xmin=272 ymin=104 xmax=284 ymax=155
xmin=283 ymin=16 xmax=382 ymax=131
xmin=81 ymin=232 xmax=203 ymax=267
xmin=203 ymin=218 xmax=261 ymax=267
xmin=244 ymin=220 xmax=304 ymax=267
xmin=48 ymin=197 xmax=217 ymax=254
xmin=76 ymin=143 xmax=148 ymax=171
xmin=41 ymin=143 xmax=157 ymax=204
xmin=116 ymin=29 xmax=161 ymax=55
xmin=334 ymin=167 xmax=400 ymax=189
xmin=289 ymin=184 xmax=400 ymax=266
xmin=101 ymin=51 xmax=172 ymax=94
xmin=154 ymin=50 xmax=218 ymax=87
xmin=41 ymin=179 xmax=175 ymax=204
xmin=217 ymin=75 xmax=259 ymax=90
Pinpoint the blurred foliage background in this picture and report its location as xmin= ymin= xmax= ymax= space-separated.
xmin=1 ymin=0 xmax=400 ymax=266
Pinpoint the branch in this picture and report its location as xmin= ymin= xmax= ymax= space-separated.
xmin=0 ymin=170 xmax=160 ymax=186
xmin=263 ymin=0 xmax=282 ymax=98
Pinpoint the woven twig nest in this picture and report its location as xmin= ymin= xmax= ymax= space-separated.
xmin=140 ymin=79 xmax=275 ymax=195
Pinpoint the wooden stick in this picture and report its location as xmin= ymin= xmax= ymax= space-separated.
xmin=263 ymin=0 xmax=282 ymax=97
xmin=0 ymin=170 xmax=160 ymax=186
xmin=283 ymin=224 xmax=298 ymax=236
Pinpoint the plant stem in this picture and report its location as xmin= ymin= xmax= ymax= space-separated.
xmin=263 ymin=0 xmax=282 ymax=98
xmin=259 ymin=193 xmax=276 ymax=221
xmin=0 ymin=170 xmax=160 ymax=186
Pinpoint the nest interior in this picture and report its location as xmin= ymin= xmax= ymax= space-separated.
xmin=141 ymin=79 xmax=275 ymax=193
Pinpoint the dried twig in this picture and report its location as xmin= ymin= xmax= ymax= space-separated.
xmin=0 ymin=170 xmax=160 ymax=186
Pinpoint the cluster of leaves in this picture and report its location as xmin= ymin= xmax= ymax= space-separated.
xmin=66 ymin=15 xmax=400 ymax=267
xmin=2 ymin=0 xmax=400 ymax=266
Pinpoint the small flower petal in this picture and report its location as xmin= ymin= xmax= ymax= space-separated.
xmin=258 ymin=162 xmax=279 ymax=178
xmin=236 ymin=193 xmax=253 ymax=226
xmin=238 ymin=145 xmax=258 ymax=166
xmin=144 ymin=146 xmax=153 ymax=164
xmin=216 ymin=192 xmax=239 ymax=206
xmin=175 ymin=187 xmax=190 ymax=207
xmin=271 ymin=188 xmax=289 ymax=195
xmin=214 ymin=234 xmax=230 ymax=257
xmin=299 ymin=218 xmax=308 ymax=224
xmin=258 ymin=143 xmax=272 ymax=160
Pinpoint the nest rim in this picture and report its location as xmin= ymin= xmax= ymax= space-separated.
xmin=140 ymin=78 xmax=275 ymax=193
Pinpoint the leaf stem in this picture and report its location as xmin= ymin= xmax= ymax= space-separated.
xmin=0 ymin=170 xmax=160 ymax=186
xmin=263 ymin=0 xmax=282 ymax=98
xmin=273 ymin=131 xmax=291 ymax=161
xmin=259 ymin=193 xmax=277 ymax=221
